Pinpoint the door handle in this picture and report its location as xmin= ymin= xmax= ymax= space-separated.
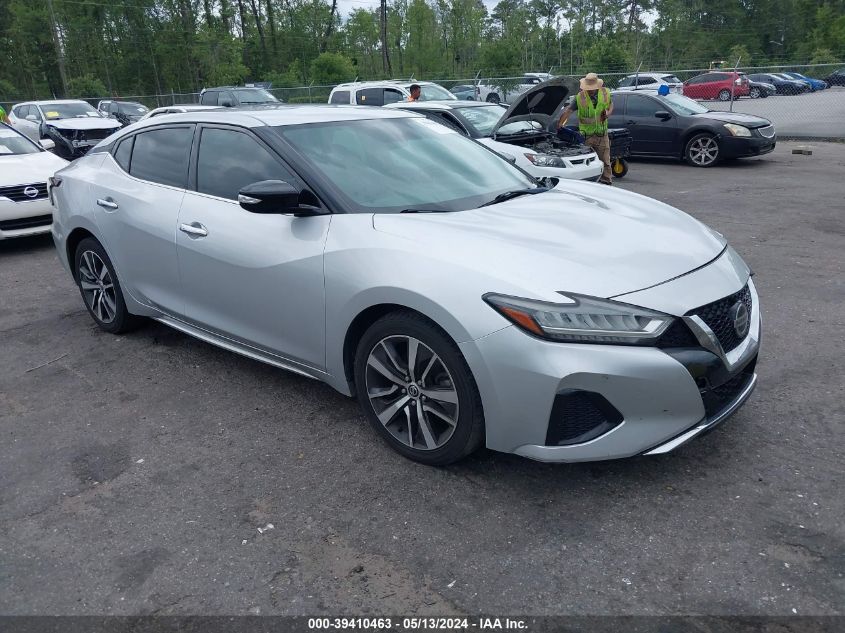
xmin=179 ymin=222 xmax=208 ymax=238
xmin=96 ymin=198 xmax=118 ymax=210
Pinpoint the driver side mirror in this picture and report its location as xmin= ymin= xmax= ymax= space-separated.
xmin=219 ymin=98 xmax=234 ymax=107
xmin=654 ymin=110 xmax=672 ymax=120
xmin=238 ymin=180 xmax=327 ymax=217
xmin=499 ymin=152 xmax=517 ymax=164
xmin=39 ymin=139 xmax=55 ymax=150
xmin=25 ymin=114 xmax=38 ymax=122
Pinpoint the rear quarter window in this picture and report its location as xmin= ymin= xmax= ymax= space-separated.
xmin=129 ymin=126 xmax=194 ymax=188
xmin=330 ymin=90 xmax=351 ymax=104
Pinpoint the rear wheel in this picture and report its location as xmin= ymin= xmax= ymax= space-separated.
xmin=749 ymin=86 xmax=761 ymax=99
xmin=718 ymin=89 xmax=731 ymax=101
xmin=486 ymin=93 xmax=500 ymax=104
xmin=353 ymin=311 xmax=484 ymax=466
xmin=74 ymin=238 xmax=140 ymax=334
xmin=685 ymin=133 xmax=720 ymax=167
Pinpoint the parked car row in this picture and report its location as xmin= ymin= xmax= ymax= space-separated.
xmin=41 ymin=102 xmax=761 ymax=466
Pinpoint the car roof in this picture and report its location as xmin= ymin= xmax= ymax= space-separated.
xmin=624 ymin=72 xmax=679 ymax=79
xmin=20 ymin=99 xmax=93 ymax=107
xmin=332 ymin=80 xmax=439 ymax=90
xmin=124 ymin=104 xmax=418 ymax=131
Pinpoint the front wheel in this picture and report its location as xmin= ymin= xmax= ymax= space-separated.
xmin=749 ymin=87 xmax=761 ymax=99
xmin=611 ymin=158 xmax=628 ymax=178
xmin=353 ymin=311 xmax=484 ymax=465
xmin=74 ymin=238 xmax=141 ymax=334
xmin=685 ymin=133 xmax=720 ymax=167
xmin=718 ymin=89 xmax=731 ymax=101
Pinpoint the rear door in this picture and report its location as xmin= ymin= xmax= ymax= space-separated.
xmin=622 ymin=94 xmax=678 ymax=156
xmin=90 ymin=125 xmax=194 ymax=316
xmin=11 ymin=105 xmax=41 ymax=141
xmin=175 ymin=124 xmax=331 ymax=368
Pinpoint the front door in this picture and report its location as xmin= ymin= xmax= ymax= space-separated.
xmin=622 ymin=94 xmax=678 ymax=155
xmin=175 ymin=125 xmax=331 ymax=370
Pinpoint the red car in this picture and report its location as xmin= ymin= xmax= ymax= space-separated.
xmin=683 ymin=72 xmax=750 ymax=101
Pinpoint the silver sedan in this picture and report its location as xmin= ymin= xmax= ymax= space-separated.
xmin=50 ymin=106 xmax=760 ymax=465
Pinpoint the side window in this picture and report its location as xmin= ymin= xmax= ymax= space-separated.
xmin=626 ymin=95 xmax=659 ymax=117
xmin=14 ymin=105 xmax=29 ymax=118
xmin=429 ymin=112 xmax=467 ymax=135
xmin=383 ymin=89 xmax=404 ymax=104
xmin=129 ymin=126 xmax=194 ymax=188
xmin=618 ymin=77 xmax=634 ymax=87
xmin=196 ymin=127 xmax=296 ymax=201
xmin=610 ymin=93 xmax=626 ymax=112
xmin=356 ymin=88 xmax=383 ymax=106
xmin=31 ymin=107 xmax=42 ymax=121
xmin=637 ymin=77 xmax=656 ymax=86
xmin=200 ymin=91 xmax=218 ymax=106
xmin=329 ymin=90 xmax=350 ymax=104
xmin=220 ymin=91 xmax=236 ymax=106
xmin=112 ymin=136 xmax=133 ymax=172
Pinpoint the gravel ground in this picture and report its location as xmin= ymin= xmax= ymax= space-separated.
xmin=0 ymin=141 xmax=842 ymax=616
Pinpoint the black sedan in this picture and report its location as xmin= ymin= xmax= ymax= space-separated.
xmin=748 ymin=79 xmax=776 ymax=98
xmin=747 ymin=73 xmax=808 ymax=95
xmin=823 ymin=68 xmax=845 ymax=86
xmin=562 ymin=91 xmax=776 ymax=167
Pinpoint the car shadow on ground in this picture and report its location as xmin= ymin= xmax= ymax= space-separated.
xmin=0 ymin=233 xmax=54 ymax=257
xmin=625 ymin=156 xmax=774 ymax=171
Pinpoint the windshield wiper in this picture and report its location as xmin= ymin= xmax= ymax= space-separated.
xmin=480 ymin=186 xmax=548 ymax=207
xmin=400 ymin=208 xmax=454 ymax=214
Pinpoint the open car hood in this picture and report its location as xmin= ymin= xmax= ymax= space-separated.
xmin=492 ymin=76 xmax=579 ymax=136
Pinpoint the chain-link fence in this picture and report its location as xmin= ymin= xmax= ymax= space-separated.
xmin=3 ymin=63 xmax=843 ymax=139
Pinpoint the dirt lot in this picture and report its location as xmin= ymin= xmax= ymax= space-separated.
xmin=0 ymin=141 xmax=843 ymax=616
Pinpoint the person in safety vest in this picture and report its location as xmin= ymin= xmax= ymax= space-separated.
xmin=558 ymin=72 xmax=614 ymax=185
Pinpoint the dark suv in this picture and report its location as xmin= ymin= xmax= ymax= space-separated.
xmin=199 ymin=87 xmax=281 ymax=107
xmin=823 ymin=68 xmax=845 ymax=86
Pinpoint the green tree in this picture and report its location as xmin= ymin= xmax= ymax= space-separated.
xmin=310 ymin=52 xmax=356 ymax=84
xmin=66 ymin=75 xmax=108 ymax=99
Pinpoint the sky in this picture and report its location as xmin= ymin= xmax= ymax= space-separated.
xmin=337 ymin=0 xmax=500 ymax=18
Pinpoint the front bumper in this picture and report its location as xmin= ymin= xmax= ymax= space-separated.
xmin=0 ymin=198 xmax=53 ymax=240
xmin=460 ymin=263 xmax=761 ymax=462
xmin=528 ymin=154 xmax=603 ymax=182
xmin=720 ymin=134 xmax=776 ymax=159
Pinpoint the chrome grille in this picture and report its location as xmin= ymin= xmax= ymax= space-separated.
xmin=758 ymin=125 xmax=775 ymax=138
xmin=0 ymin=182 xmax=49 ymax=202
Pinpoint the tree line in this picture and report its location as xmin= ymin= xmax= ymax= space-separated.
xmin=1 ymin=0 xmax=843 ymax=103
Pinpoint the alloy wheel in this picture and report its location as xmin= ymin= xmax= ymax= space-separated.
xmin=78 ymin=250 xmax=117 ymax=324
xmin=718 ymin=89 xmax=731 ymax=101
xmin=750 ymin=87 xmax=760 ymax=98
xmin=365 ymin=335 xmax=459 ymax=451
xmin=688 ymin=137 xmax=719 ymax=166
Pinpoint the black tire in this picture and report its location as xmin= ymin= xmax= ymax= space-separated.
xmin=749 ymin=87 xmax=761 ymax=99
xmin=353 ymin=311 xmax=485 ymax=466
xmin=718 ymin=89 xmax=731 ymax=101
xmin=486 ymin=93 xmax=500 ymax=104
xmin=74 ymin=237 xmax=141 ymax=334
xmin=685 ymin=133 xmax=720 ymax=167
xmin=611 ymin=158 xmax=628 ymax=178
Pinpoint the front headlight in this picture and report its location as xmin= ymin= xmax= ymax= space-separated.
xmin=724 ymin=123 xmax=752 ymax=137
xmin=524 ymin=153 xmax=567 ymax=168
xmin=483 ymin=293 xmax=674 ymax=345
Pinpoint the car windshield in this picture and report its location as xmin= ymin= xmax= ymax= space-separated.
xmin=118 ymin=102 xmax=149 ymax=114
xmin=454 ymin=105 xmax=505 ymax=137
xmin=277 ymin=117 xmax=533 ymax=213
xmin=235 ymin=89 xmax=278 ymax=104
xmin=418 ymin=84 xmax=456 ymax=101
xmin=660 ymin=93 xmax=710 ymax=115
xmin=41 ymin=102 xmax=101 ymax=119
xmin=0 ymin=126 xmax=40 ymax=155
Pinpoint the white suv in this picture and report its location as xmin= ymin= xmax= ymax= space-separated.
xmin=328 ymin=81 xmax=456 ymax=106
xmin=615 ymin=72 xmax=683 ymax=93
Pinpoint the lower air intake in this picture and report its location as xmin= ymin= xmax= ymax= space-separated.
xmin=545 ymin=390 xmax=623 ymax=446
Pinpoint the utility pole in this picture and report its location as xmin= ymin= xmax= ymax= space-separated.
xmin=380 ymin=0 xmax=392 ymax=77
xmin=46 ymin=0 xmax=69 ymax=97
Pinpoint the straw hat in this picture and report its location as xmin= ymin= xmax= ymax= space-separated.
xmin=579 ymin=72 xmax=604 ymax=90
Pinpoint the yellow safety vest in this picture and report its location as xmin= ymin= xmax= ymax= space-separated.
xmin=576 ymin=88 xmax=611 ymax=136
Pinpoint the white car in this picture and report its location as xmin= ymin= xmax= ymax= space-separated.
xmin=476 ymin=72 xmax=554 ymax=104
xmin=386 ymin=78 xmax=602 ymax=182
xmin=141 ymin=104 xmax=220 ymax=120
xmin=328 ymin=81 xmax=456 ymax=106
xmin=8 ymin=100 xmax=121 ymax=160
xmin=616 ymin=72 xmax=684 ymax=94
xmin=0 ymin=124 xmax=68 ymax=239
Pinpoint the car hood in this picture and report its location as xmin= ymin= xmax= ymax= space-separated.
xmin=694 ymin=111 xmax=771 ymax=128
xmin=0 ymin=151 xmax=69 ymax=187
xmin=45 ymin=118 xmax=122 ymax=131
xmin=372 ymin=181 xmax=726 ymax=302
xmin=492 ymin=76 xmax=579 ymax=136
